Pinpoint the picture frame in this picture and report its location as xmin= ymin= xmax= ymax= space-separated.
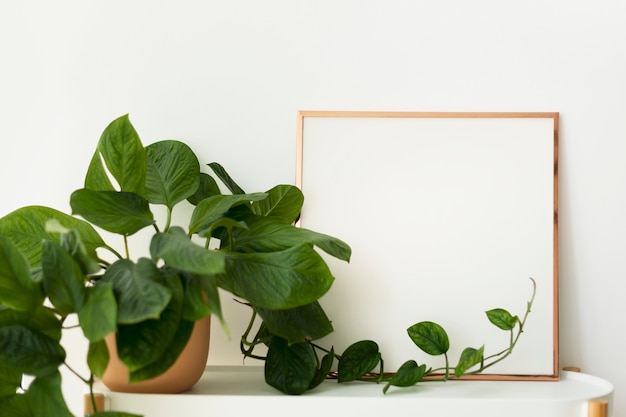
xmin=296 ymin=111 xmax=559 ymax=379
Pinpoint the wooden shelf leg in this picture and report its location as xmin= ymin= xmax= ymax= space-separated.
xmin=588 ymin=399 xmax=609 ymax=417
xmin=84 ymin=393 xmax=106 ymax=416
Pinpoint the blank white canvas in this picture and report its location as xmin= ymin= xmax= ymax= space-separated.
xmin=298 ymin=113 xmax=557 ymax=376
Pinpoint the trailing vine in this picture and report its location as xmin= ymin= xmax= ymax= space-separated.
xmin=241 ymin=278 xmax=536 ymax=395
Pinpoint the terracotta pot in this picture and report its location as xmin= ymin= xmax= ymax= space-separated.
xmin=101 ymin=315 xmax=211 ymax=393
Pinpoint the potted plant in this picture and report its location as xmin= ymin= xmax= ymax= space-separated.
xmin=0 ymin=114 xmax=351 ymax=416
xmin=0 ymin=114 xmax=536 ymax=417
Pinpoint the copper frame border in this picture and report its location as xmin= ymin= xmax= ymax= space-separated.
xmin=296 ymin=110 xmax=560 ymax=381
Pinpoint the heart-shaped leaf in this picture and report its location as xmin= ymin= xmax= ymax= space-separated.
xmin=70 ymin=189 xmax=154 ymax=235
xmin=249 ymin=185 xmax=304 ymax=224
xmin=145 ymin=140 xmax=200 ymax=209
xmin=85 ymin=114 xmax=146 ymax=194
xmin=337 ymin=340 xmax=381 ymax=382
xmin=264 ymin=336 xmax=317 ymax=395
xmin=219 ymin=243 xmax=334 ymax=310
xmin=407 ymin=321 xmax=450 ymax=356
xmin=102 ymin=258 xmax=171 ymax=324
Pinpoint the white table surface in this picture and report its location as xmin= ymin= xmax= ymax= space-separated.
xmin=96 ymin=366 xmax=613 ymax=417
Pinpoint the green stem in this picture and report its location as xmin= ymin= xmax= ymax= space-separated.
xmin=88 ymin=374 xmax=98 ymax=415
xmin=163 ymin=207 xmax=173 ymax=233
xmin=466 ymin=277 xmax=537 ymax=375
xmin=123 ymin=234 xmax=130 ymax=259
xmin=63 ymin=362 xmax=89 ymax=384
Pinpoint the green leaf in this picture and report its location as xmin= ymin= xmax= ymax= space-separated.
xmin=26 ymin=371 xmax=73 ymax=417
xmin=41 ymin=240 xmax=86 ymax=315
xmin=249 ymin=185 xmax=304 ymax=224
xmin=219 ymin=243 xmax=334 ymax=310
xmin=454 ymin=345 xmax=485 ymax=377
xmin=0 ymin=394 xmax=32 ymax=417
xmin=337 ymin=340 xmax=381 ymax=383
xmin=116 ymin=272 xmax=184 ymax=372
xmin=0 ymin=235 xmax=42 ymax=311
xmin=85 ymin=114 xmax=146 ymax=194
xmin=308 ymin=347 xmax=334 ymax=390
xmin=407 ymin=321 xmax=450 ymax=356
xmin=0 ymin=306 xmax=62 ymax=342
xmin=102 ymin=258 xmax=172 ymax=325
xmin=189 ymin=193 xmax=268 ymax=235
xmin=0 ymin=325 xmax=65 ymax=377
xmin=207 ymin=162 xmax=246 ymax=195
xmin=0 ymin=363 xmax=21 ymax=397
xmin=230 ymin=215 xmax=351 ymax=262
xmin=87 ymin=339 xmax=110 ymax=378
xmin=70 ymin=189 xmax=155 ymax=235
xmin=0 ymin=206 xmax=105 ymax=267
xmin=179 ymin=271 xmax=222 ymax=322
xmin=264 ymin=336 xmax=317 ymax=395
xmin=383 ymin=360 xmax=427 ymax=394
xmin=486 ymin=308 xmax=519 ymax=331
xmin=150 ymin=227 xmax=225 ymax=276
xmin=255 ymin=301 xmax=333 ymax=344
xmin=50 ymin=223 xmax=101 ymax=275
xmin=129 ymin=319 xmax=194 ymax=383
xmin=187 ymin=173 xmax=222 ymax=205
xmin=78 ymin=283 xmax=118 ymax=342
xmin=145 ymin=140 xmax=200 ymax=209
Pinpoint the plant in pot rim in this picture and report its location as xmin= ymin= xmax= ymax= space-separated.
xmin=0 ymin=114 xmax=351 ymax=416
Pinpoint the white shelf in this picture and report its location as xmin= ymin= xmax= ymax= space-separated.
xmin=97 ymin=366 xmax=613 ymax=417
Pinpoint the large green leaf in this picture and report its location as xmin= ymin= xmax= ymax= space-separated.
xmin=150 ymin=227 xmax=225 ymax=276
xmin=0 ymin=325 xmax=65 ymax=377
xmin=0 ymin=206 xmax=105 ymax=266
xmin=0 ymin=394 xmax=32 ymax=417
xmin=49 ymin=224 xmax=101 ymax=275
xmin=87 ymin=339 xmax=110 ymax=378
xmin=102 ymin=258 xmax=172 ymax=324
xmin=407 ymin=321 xmax=450 ymax=356
xmin=145 ymin=140 xmax=200 ymax=209
xmin=219 ymin=243 xmax=335 ymax=310
xmin=187 ymin=173 xmax=221 ymax=205
xmin=207 ymin=162 xmax=245 ymax=195
xmin=129 ymin=318 xmax=194 ymax=383
xmin=41 ymin=240 xmax=86 ymax=315
xmin=85 ymin=114 xmax=146 ymax=194
xmin=189 ymin=193 xmax=268 ymax=235
xmin=230 ymin=215 xmax=351 ymax=261
xmin=78 ymin=283 xmax=117 ymax=342
xmin=0 ymin=235 xmax=42 ymax=311
xmin=179 ymin=271 xmax=222 ymax=322
xmin=116 ymin=272 xmax=184 ymax=372
xmin=255 ymin=301 xmax=333 ymax=344
xmin=264 ymin=336 xmax=317 ymax=395
xmin=249 ymin=185 xmax=304 ymax=224
xmin=0 ymin=363 xmax=21 ymax=397
xmin=26 ymin=371 xmax=73 ymax=417
xmin=0 ymin=306 xmax=62 ymax=342
xmin=71 ymin=189 xmax=154 ymax=235
xmin=337 ymin=340 xmax=381 ymax=383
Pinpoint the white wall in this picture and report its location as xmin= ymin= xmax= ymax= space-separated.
xmin=1 ymin=1 xmax=624 ymax=415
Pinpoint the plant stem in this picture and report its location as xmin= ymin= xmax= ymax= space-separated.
xmin=123 ymin=234 xmax=130 ymax=259
xmin=466 ymin=277 xmax=537 ymax=375
xmin=163 ymin=207 xmax=173 ymax=233
xmin=63 ymin=362 xmax=89 ymax=384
